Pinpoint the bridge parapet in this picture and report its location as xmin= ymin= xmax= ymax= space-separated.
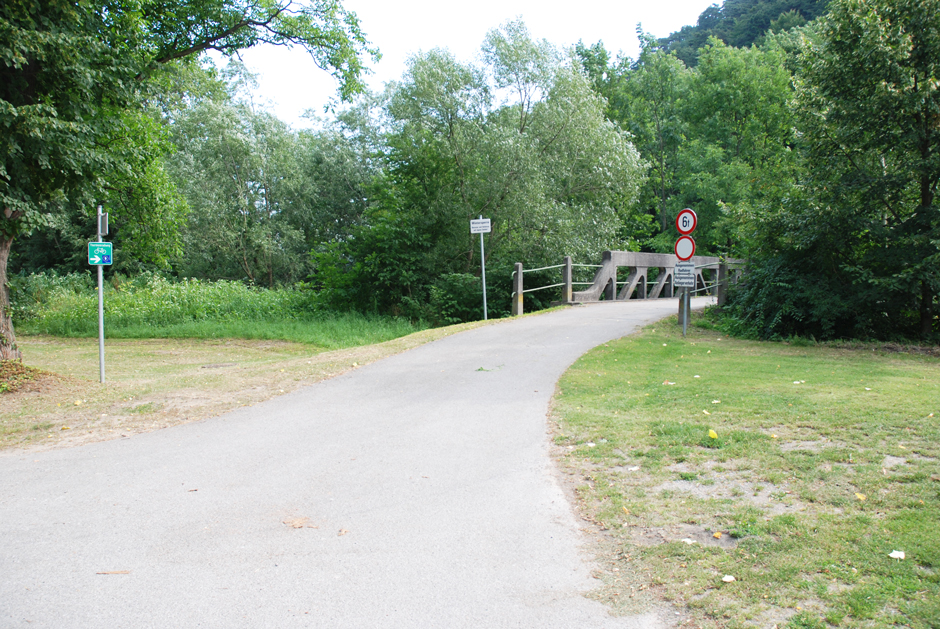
xmin=511 ymin=251 xmax=744 ymax=316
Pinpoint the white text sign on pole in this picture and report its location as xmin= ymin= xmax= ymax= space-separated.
xmin=674 ymin=261 xmax=695 ymax=288
xmin=471 ymin=217 xmax=490 ymax=319
xmin=470 ymin=218 xmax=491 ymax=234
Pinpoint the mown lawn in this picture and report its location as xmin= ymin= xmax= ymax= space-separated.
xmin=552 ymin=313 xmax=940 ymax=628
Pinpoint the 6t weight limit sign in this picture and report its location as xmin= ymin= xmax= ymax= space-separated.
xmin=675 ymin=208 xmax=697 ymax=235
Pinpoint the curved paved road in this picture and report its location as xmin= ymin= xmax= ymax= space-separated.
xmin=1 ymin=299 xmax=709 ymax=628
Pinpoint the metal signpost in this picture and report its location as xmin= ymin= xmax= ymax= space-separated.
xmin=470 ymin=217 xmax=492 ymax=320
xmin=89 ymin=205 xmax=111 ymax=383
xmin=674 ymin=209 xmax=697 ymax=337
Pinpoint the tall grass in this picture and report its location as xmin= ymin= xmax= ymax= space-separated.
xmin=11 ymin=271 xmax=425 ymax=348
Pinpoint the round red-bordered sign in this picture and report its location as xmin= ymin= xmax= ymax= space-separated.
xmin=676 ymin=208 xmax=697 ymax=235
xmin=675 ymin=235 xmax=696 ymax=261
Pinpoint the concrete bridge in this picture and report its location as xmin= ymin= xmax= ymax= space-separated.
xmin=511 ymin=251 xmax=744 ymax=316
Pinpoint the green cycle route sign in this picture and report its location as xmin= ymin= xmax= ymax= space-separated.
xmin=88 ymin=242 xmax=113 ymax=265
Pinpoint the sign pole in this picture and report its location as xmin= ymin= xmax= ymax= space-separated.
xmin=96 ymin=205 xmax=105 ymax=383
xmin=470 ymin=216 xmax=492 ymax=321
xmin=478 ymin=215 xmax=488 ymax=320
xmin=674 ymin=208 xmax=698 ymax=338
xmin=683 ymin=287 xmax=690 ymax=337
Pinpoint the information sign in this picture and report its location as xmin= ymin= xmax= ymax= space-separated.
xmin=470 ymin=218 xmax=492 ymax=234
xmin=88 ymin=242 xmax=113 ymax=265
xmin=470 ymin=216 xmax=491 ymax=319
xmin=674 ymin=261 xmax=695 ymax=288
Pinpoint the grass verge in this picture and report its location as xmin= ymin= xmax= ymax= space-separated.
xmin=551 ymin=311 xmax=940 ymax=628
xmin=0 ymin=319 xmax=490 ymax=451
xmin=77 ymin=314 xmax=425 ymax=348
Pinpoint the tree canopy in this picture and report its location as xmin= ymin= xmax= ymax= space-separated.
xmin=658 ymin=0 xmax=830 ymax=65
xmin=5 ymin=1 xmax=939 ymax=344
xmin=728 ymin=0 xmax=940 ymax=338
xmin=311 ymin=20 xmax=647 ymax=318
xmin=0 ymin=0 xmax=376 ymax=358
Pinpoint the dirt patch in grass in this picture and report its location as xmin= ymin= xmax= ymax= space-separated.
xmin=1 ymin=320 xmax=491 ymax=451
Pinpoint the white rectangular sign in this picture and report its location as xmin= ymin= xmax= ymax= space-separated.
xmin=674 ymin=261 xmax=695 ymax=288
xmin=470 ymin=218 xmax=491 ymax=234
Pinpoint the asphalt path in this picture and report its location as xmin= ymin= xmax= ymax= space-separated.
xmin=1 ymin=298 xmax=711 ymax=628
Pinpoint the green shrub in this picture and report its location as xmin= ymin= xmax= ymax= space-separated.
xmin=429 ymin=273 xmax=483 ymax=325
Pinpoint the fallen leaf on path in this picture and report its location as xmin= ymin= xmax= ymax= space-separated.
xmin=708 ymin=430 xmax=718 ymax=439
xmin=338 ymin=529 xmax=349 ymax=536
xmin=97 ymin=571 xmax=130 ymax=575
xmin=713 ymin=531 xmax=722 ymax=539
xmin=283 ymin=517 xmax=316 ymax=529
xmin=855 ymin=493 xmax=866 ymax=501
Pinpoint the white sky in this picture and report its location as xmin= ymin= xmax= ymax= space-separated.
xmin=224 ymin=0 xmax=715 ymax=127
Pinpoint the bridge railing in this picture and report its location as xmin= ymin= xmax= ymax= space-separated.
xmin=511 ymin=252 xmax=744 ymax=316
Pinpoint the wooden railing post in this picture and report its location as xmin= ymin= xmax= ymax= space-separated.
xmin=512 ymin=262 xmax=524 ymax=316
xmin=717 ymin=262 xmax=728 ymax=307
xmin=561 ymin=256 xmax=572 ymax=303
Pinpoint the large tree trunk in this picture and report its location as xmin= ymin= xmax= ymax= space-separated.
xmin=921 ymin=279 xmax=934 ymax=339
xmin=0 ymin=233 xmax=22 ymax=360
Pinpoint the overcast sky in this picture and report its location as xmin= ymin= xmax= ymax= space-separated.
xmin=222 ymin=0 xmax=716 ymax=127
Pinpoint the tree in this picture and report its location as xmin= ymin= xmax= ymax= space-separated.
xmin=316 ymin=19 xmax=647 ymax=317
xmin=677 ymin=38 xmax=795 ymax=256
xmin=584 ymin=34 xmax=793 ymax=257
xmin=796 ymin=0 xmax=940 ymax=337
xmin=606 ymin=34 xmax=693 ymax=244
xmin=658 ymin=0 xmax=830 ymax=65
xmin=166 ymin=65 xmax=375 ymax=285
xmin=0 ymin=0 xmax=376 ymax=358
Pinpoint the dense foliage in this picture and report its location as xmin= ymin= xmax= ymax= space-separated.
xmin=0 ymin=0 xmax=376 ymax=358
xmin=10 ymin=270 xmax=421 ymax=347
xmin=725 ymin=0 xmax=940 ymax=340
xmin=576 ymin=0 xmax=938 ymax=341
xmin=658 ymin=0 xmax=830 ymax=65
xmin=5 ymin=0 xmax=939 ymax=346
xmin=310 ymin=22 xmax=646 ymax=317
